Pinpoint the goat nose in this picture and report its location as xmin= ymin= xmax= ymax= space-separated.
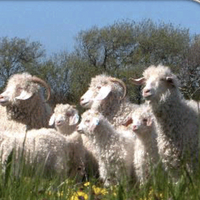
xmin=76 ymin=125 xmax=84 ymax=134
xmin=133 ymin=125 xmax=138 ymax=131
xmin=143 ymin=89 xmax=150 ymax=94
xmin=76 ymin=125 xmax=80 ymax=131
xmin=80 ymin=98 xmax=84 ymax=102
xmin=56 ymin=120 xmax=62 ymax=126
xmin=76 ymin=125 xmax=82 ymax=133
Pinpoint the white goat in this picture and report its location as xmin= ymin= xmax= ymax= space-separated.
xmin=0 ymin=128 xmax=85 ymax=181
xmin=49 ymin=103 xmax=99 ymax=178
xmin=49 ymin=103 xmax=79 ymax=136
xmin=0 ymin=106 xmax=26 ymax=133
xmin=130 ymin=65 xmax=199 ymax=180
xmin=80 ymin=74 xmax=138 ymax=128
xmin=123 ymin=104 xmax=159 ymax=184
xmin=0 ymin=72 xmax=52 ymax=130
xmin=77 ymin=109 xmax=134 ymax=186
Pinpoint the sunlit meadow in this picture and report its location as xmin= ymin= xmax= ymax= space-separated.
xmin=1 ymin=148 xmax=200 ymax=200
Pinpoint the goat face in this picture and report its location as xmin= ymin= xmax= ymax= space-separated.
xmin=0 ymin=83 xmax=34 ymax=106
xmin=49 ymin=109 xmax=79 ymax=127
xmin=80 ymin=84 xmax=112 ymax=108
xmin=123 ymin=114 xmax=152 ymax=137
xmin=80 ymin=75 xmax=126 ymax=109
xmin=142 ymin=76 xmax=176 ymax=102
xmin=80 ymin=89 xmax=95 ymax=108
xmin=131 ymin=65 xmax=178 ymax=103
xmin=77 ymin=110 xmax=100 ymax=135
xmin=0 ymin=73 xmax=50 ymax=106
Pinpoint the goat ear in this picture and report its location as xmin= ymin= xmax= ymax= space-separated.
xmin=146 ymin=118 xmax=152 ymax=127
xmin=89 ymin=117 xmax=99 ymax=132
xmin=49 ymin=113 xmax=55 ymax=126
xmin=122 ymin=117 xmax=133 ymax=127
xmin=95 ymin=85 xmax=112 ymax=100
xmin=15 ymin=90 xmax=33 ymax=100
xmin=69 ymin=112 xmax=79 ymax=126
xmin=129 ymin=77 xmax=145 ymax=85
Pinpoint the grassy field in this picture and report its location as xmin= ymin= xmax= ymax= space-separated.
xmin=1 ymin=151 xmax=200 ymax=200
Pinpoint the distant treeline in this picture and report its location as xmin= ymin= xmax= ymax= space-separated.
xmin=0 ymin=19 xmax=200 ymax=107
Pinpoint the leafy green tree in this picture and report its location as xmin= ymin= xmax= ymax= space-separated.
xmin=75 ymin=20 xmax=138 ymax=73
xmin=0 ymin=37 xmax=45 ymax=90
xmin=178 ymin=34 xmax=200 ymax=99
xmin=37 ymin=51 xmax=73 ymax=106
xmin=133 ymin=20 xmax=190 ymax=66
xmin=67 ymin=52 xmax=103 ymax=106
xmin=75 ymin=19 xmax=190 ymax=69
xmin=1 ymin=20 xmax=195 ymax=106
xmin=39 ymin=51 xmax=103 ymax=108
xmin=74 ymin=19 xmax=191 ymax=103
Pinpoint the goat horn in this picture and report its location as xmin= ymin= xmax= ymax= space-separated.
xmin=129 ymin=77 xmax=145 ymax=85
xmin=110 ymin=77 xmax=127 ymax=100
xmin=31 ymin=76 xmax=51 ymax=102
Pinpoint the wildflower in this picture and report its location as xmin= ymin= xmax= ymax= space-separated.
xmin=139 ymin=188 xmax=164 ymax=200
xmin=92 ymin=185 xmax=108 ymax=195
xmin=57 ymin=191 xmax=64 ymax=197
xmin=64 ymin=179 xmax=72 ymax=185
xmin=110 ymin=185 xmax=117 ymax=196
xmin=46 ymin=190 xmax=64 ymax=198
xmin=70 ymin=191 xmax=88 ymax=200
xmin=112 ymin=192 xmax=117 ymax=197
xmin=46 ymin=191 xmax=53 ymax=196
xmin=84 ymin=182 xmax=90 ymax=187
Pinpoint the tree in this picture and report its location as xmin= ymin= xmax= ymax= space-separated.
xmin=133 ymin=20 xmax=190 ymax=66
xmin=0 ymin=37 xmax=45 ymax=90
xmin=178 ymin=34 xmax=200 ymax=99
xmin=74 ymin=19 xmax=191 ymax=103
xmin=67 ymin=52 xmax=102 ymax=106
xmin=75 ymin=20 xmax=138 ymax=73
xmin=38 ymin=51 xmax=72 ymax=106
xmin=39 ymin=51 xmax=103 ymax=108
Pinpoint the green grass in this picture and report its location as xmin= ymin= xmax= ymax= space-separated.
xmin=1 ymin=151 xmax=200 ymax=200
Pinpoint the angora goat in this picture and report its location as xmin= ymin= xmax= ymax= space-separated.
xmin=77 ymin=109 xmax=134 ymax=186
xmin=0 ymin=72 xmax=52 ymax=130
xmin=130 ymin=65 xmax=199 ymax=180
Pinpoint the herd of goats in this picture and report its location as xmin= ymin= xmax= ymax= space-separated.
xmin=0 ymin=64 xmax=199 ymax=186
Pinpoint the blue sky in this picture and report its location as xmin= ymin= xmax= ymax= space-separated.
xmin=0 ymin=1 xmax=200 ymax=57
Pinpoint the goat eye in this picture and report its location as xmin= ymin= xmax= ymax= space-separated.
xmin=85 ymin=119 xmax=90 ymax=123
xmin=16 ymin=87 xmax=23 ymax=93
xmin=143 ymin=118 xmax=147 ymax=123
xmin=17 ymin=87 xmax=23 ymax=91
xmin=66 ymin=112 xmax=71 ymax=117
xmin=97 ymin=86 xmax=101 ymax=90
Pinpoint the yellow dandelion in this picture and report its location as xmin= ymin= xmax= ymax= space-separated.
xmin=113 ymin=192 xmax=117 ymax=197
xmin=92 ymin=185 xmax=108 ymax=195
xmin=110 ymin=185 xmax=117 ymax=196
xmin=46 ymin=191 xmax=53 ymax=196
xmin=139 ymin=189 xmax=164 ymax=200
xmin=84 ymin=182 xmax=90 ymax=187
xmin=158 ymin=192 xmax=164 ymax=198
xmin=70 ymin=191 xmax=88 ymax=200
